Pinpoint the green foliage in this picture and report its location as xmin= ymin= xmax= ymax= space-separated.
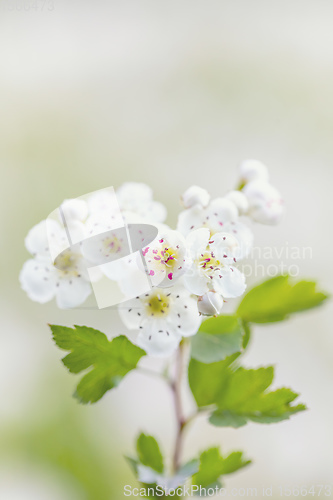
xmin=50 ymin=325 xmax=145 ymax=404
xmin=192 ymin=447 xmax=251 ymax=488
xmin=237 ymin=275 xmax=328 ymax=323
xmin=189 ymin=359 xmax=306 ymax=427
xmin=137 ymin=433 xmax=164 ymax=473
xmin=191 ymin=315 xmax=244 ymax=363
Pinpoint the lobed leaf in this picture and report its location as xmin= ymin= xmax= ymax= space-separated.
xmin=189 ymin=358 xmax=306 ymax=427
xmin=192 ymin=447 xmax=251 ymax=489
xmin=50 ymin=325 xmax=145 ymax=404
xmin=237 ymin=275 xmax=328 ymax=324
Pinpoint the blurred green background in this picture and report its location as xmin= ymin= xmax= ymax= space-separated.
xmin=0 ymin=1 xmax=332 ymax=498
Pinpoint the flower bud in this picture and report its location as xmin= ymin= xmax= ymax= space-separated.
xmin=239 ymin=159 xmax=269 ymax=183
xmin=243 ymin=179 xmax=284 ymax=225
xmin=181 ymin=186 xmax=210 ymax=209
xmin=225 ymin=190 xmax=249 ymax=215
xmin=197 ymin=291 xmax=224 ymax=316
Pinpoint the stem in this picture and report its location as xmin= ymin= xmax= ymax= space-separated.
xmin=172 ymin=340 xmax=188 ymax=473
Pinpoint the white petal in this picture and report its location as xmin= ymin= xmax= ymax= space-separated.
xmin=183 ymin=268 xmax=208 ymax=296
xmin=19 ymin=259 xmax=56 ymax=303
xmin=56 ymin=277 xmax=91 ymax=309
xmin=118 ymin=297 xmax=144 ymax=329
xmin=137 ymin=323 xmax=181 ymax=357
xmin=60 ymin=199 xmax=88 ymax=222
xmin=213 ymin=266 xmax=246 ymax=298
xmin=209 ymin=232 xmax=239 ymax=264
xmin=168 ymin=290 xmax=201 ymax=336
xmin=177 ymin=205 xmax=205 ymax=236
xmin=25 ymin=219 xmax=62 ymax=257
xmin=207 ymin=197 xmax=238 ymax=226
xmin=186 ymin=228 xmax=210 ymax=258
xmin=88 ymin=188 xmax=119 ymax=213
xmin=138 ymin=201 xmax=167 ymax=223
xmin=116 ymin=182 xmax=153 ymax=208
xmin=224 ymin=221 xmax=253 ymax=260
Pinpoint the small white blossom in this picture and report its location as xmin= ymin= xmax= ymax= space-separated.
xmin=181 ymin=185 xmax=210 ymax=209
xmin=239 ymin=159 xmax=269 ymax=183
xmin=197 ymin=290 xmax=224 ymax=316
xmin=20 ymin=220 xmax=92 ymax=308
xmin=177 ymin=197 xmax=253 ymax=260
xmin=119 ymin=285 xmax=201 ymax=357
xmin=143 ymin=230 xmax=191 ymax=287
xmin=243 ymin=179 xmax=284 ymax=225
xmin=183 ymin=228 xmax=246 ymax=299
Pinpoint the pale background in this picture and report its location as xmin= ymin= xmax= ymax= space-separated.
xmin=0 ymin=1 xmax=332 ymax=498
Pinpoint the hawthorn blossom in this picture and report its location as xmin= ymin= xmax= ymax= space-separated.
xmin=142 ymin=230 xmax=191 ymax=288
xmin=183 ymin=228 xmax=246 ymax=300
xmin=19 ymin=219 xmax=93 ymax=309
xmin=242 ymin=179 xmax=284 ymax=225
xmin=119 ymin=285 xmax=201 ymax=356
xmin=177 ymin=197 xmax=253 ymax=260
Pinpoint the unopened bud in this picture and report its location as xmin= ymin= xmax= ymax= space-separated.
xmin=198 ymin=291 xmax=223 ymax=316
xmin=181 ymin=186 xmax=210 ymax=209
xmin=239 ymin=159 xmax=269 ymax=183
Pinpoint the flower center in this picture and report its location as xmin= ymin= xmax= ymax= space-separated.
xmin=144 ymin=291 xmax=170 ymax=317
xmin=101 ymin=234 xmax=123 ymax=257
xmin=148 ymin=245 xmax=179 ymax=272
xmin=198 ymin=251 xmax=222 ymax=279
xmin=54 ymin=250 xmax=82 ymax=276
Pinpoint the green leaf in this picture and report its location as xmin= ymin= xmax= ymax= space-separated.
xmin=50 ymin=325 xmax=145 ymax=404
xmin=188 ymin=355 xmax=238 ymax=408
xmin=237 ymin=275 xmax=328 ymax=324
xmin=189 ymin=359 xmax=306 ymax=427
xmin=136 ymin=433 xmax=164 ymax=473
xmin=191 ymin=315 xmax=244 ymax=363
xmin=192 ymin=447 xmax=251 ymax=488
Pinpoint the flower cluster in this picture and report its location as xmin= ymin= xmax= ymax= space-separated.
xmin=20 ymin=160 xmax=284 ymax=356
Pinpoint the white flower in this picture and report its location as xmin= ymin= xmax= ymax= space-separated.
xmin=143 ymin=230 xmax=191 ymax=287
xmin=197 ymin=290 xmax=224 ymax=316
xmin=242 ymin=179 xmax=284 ymax=225
xmin=20 ymin=219 xmax=92 ymax=309
xmin=183 ymin=228 xmax=246 ymax=299
xmin=225 ymin=190 xmax=249 ymax=215
xmin=239 ymin=159 xmax=269 ymax=183
xmin=177 ymin=197 xmax=253 ymax=260
xmin=181 ymin=185 xmax=210 ymax=209
xmin=116 ymin=182 xmax=167 ymax=223
xmin=119 ymin=285 xmax=201 ymax=357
